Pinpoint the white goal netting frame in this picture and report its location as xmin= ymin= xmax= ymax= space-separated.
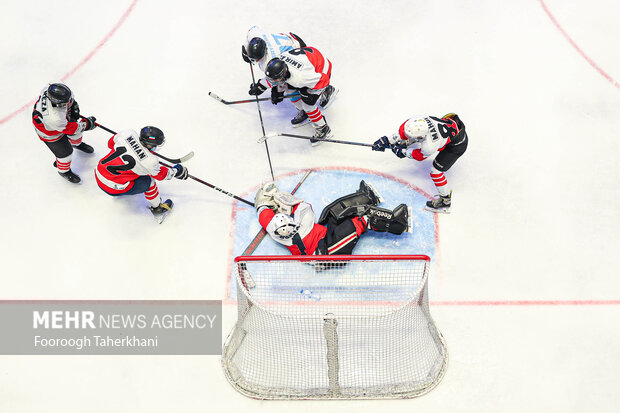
xmin=222 ymin=255 xmax=447 ymax=399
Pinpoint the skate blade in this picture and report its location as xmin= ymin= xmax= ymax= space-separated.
xmin=407 ymin=207 xmax=414 ymax=232
xmin=292 ymin=119 xmax=311 ymax=128
xmin=364 ymin=181 xmax=384 ymax=204
xmin=311 ymin=139 xmax=325 ymax=147
xmin=151 ymin=210 xmax=172 ymax=224
xmin=424 ymin=205 xmax=451 ymax=214
xmin=320 ymin=88 xmax=339 ymax=110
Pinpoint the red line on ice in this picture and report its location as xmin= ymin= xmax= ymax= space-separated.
xmin=538 ymin=0 xmax=620 ymax=89
xmin=0 ymin=0 xmax=139 ymax=126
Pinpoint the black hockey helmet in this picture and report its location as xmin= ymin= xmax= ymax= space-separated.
xmin=47 ymin=83 xmax=73 ymax=106
xmin=265 ymin=58 xmax=290 ymax=83
xmin=139 ymin=126 xmax=166 ymax=149
xmin=247 ymin=37 xmax=267 ymax=61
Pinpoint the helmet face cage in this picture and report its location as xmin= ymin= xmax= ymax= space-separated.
xmin=47 ymin=83 xmax=74 ymax=108
xmin=247 ymin=37 xmax=266 ymax=61
xmin=273 ymin=214 xmax=299 ymax=240
xmin=139 ymin=126 xmax=166 ymax=150
xmin=265 ymin=58 xmax=289 ymax=84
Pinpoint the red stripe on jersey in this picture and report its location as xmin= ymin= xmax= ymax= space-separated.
xmin=410 ymin=149 xmax=426 ymax=161
xmin=398 ymin=120 xmax=409 ymax=141
xmin=351 ymin=216 xmax=367 ymax=236
xmin=32 ymin=113 xmax=79 ymax=141
xmin=304 ymin=47 xmax=332 ymax=89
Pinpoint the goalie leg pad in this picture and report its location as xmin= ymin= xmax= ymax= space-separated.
xmin=367 ymin=204 xmax=410 ymax=235
xmin=318 ymin=181 xmax=383 ymax=225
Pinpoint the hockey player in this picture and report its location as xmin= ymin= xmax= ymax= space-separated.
xmin=32 ymin=82 xmax=97 ymax=183
xmin=264 ymin=47 xmax=337 ymax=145
xmin=94 ymin=126 xmax=189 ymax=223
xmin=254 ymin=181 xmax=410 ymax=256
xmin=241 ymin=26 xmax=337 ymax=129
xmin=372 ymin=113 xmax=468 ymax=213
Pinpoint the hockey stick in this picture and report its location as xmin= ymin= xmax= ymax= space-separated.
xmin=158 ymin=161 xmax=253 ymax=206
xmin=91 ymin=121 xmax=195 ymax=163
xmin=240 ymin=169 xmax=313 ymax=256
xmin=249 ymin=64 xmax=275 ymax=181
xmin=208 ymin=91 xmax=295 ymax=105
xmin=259 ymin=132 xmax=374 ymax=148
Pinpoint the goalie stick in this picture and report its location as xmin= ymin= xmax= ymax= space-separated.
xmin=158 ymin=161 xmax=254 ymax=206
xmin=259 ymin=133 xmax=374 ymax=148
xmin=92 ymin=121 xmax=195 ymax=163
xmin=208 ymin=91 xmax=295 ymax=105
xmin=240 ymin=169 xmax=313 ymax=256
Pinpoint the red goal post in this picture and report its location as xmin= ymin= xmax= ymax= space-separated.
xmin=222 ymin=254 xmax=447 ymax=399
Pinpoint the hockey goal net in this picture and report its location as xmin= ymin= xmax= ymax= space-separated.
xmin=222 ymin=255 xmax=447 ymax=399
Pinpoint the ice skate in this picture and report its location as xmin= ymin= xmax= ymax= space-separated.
xmin=291 ymin=110 xmax=310 ymax=127
xmin=310 ymin=124 xmax=333 ymax=146
xmin=74 ymin=142 xmax=94 ymax=153
xmin=58 ymin=170 xmax=81 ymax=184
xmin=358 ymin=180 xmax=384 ymax=205
xmin=53 ymin=161 xmax=81 ymax=183
xmin=319 ymin=85 xmax=338 ymax=109
xmin=425 ymin=192 xmax=451 ymax=214
xmin=150 ymin=199 xmax=174 ymax=224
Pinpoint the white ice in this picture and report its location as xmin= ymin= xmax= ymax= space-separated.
xmin=0 ymin=0 xmax=619 ymax=412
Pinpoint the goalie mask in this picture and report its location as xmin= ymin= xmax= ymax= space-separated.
xmin=402 ymin=118 xmax=428 ymax=145
xmin=271 ymin=213 xmax=299 ymax=240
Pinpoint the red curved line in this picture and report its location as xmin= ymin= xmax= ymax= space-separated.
xmin=539 ymin=0 xmax=620 ymax=89
xmin=0 ymin=0 xmax=139 ymax=126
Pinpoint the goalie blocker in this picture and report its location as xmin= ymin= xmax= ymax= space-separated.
xmin=254 ymin=180 xmax=412 ymax=256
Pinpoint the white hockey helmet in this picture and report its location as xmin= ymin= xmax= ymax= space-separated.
xmin=403 ymin=118 xmax=428 ymax=145
xmin=271 ymin=213 xmax=299 ymax=240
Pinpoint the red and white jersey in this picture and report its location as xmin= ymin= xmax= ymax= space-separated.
xmin=32 ymin=86 xmax=85 ymax=142
xmin=245 ymin=26 xmax=304 ymax=72
xmin=258 ymin=202 xmax=328 ymax=255
xmin=279 ymin=47 xmax=332 ymax=91
xmin=390 ymin=115 xmax=460 ymax=161
xmin=95 ymin=130 xmax=175 ymax=194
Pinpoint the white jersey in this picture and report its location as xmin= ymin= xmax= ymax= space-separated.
xmin=32 ymin=86 xmax=85 ymax=141
xmin=244 ymin=26 xmax=303 ymax=72
xmin=390 ymin=115 xmax=460 ymax=160
xmin=279 ymin=47 xmax=332 ymax=91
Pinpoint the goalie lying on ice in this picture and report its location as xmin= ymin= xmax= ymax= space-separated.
xmin=255 ymin=180 xmax=411 ymax=256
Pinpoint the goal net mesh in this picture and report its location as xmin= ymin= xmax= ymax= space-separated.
xmin=222 ymin=255 xmax=447 ymax=399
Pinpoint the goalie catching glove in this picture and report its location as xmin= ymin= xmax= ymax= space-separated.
xmin=254 ymin=182 xmax=279 ymax=211
xmin=273 ymin=191 xmax=303 ymax=215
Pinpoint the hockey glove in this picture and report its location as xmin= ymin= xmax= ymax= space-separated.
xmin=241 ymin=45 xmax=251 ymax=63
xmin=271 ymin=87 xmax=284 ymax=105
xmin=173 ymin=164 xmax=189 ymax=180
xmin=372 ymin=136 xmax=391 ymax=152
xmin=81 ymin=116 xmax=97 ymax=131
xmin=249 ymin=82 xmax=267 ymax=96
xmin=68 ymin=101 xmax=80 ymax=122
xmin=391 ymin=144 xmax=407 ymax=158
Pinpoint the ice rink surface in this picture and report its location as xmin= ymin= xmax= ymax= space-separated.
xmin=1 ymin=0 xmax=619 ymax=411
